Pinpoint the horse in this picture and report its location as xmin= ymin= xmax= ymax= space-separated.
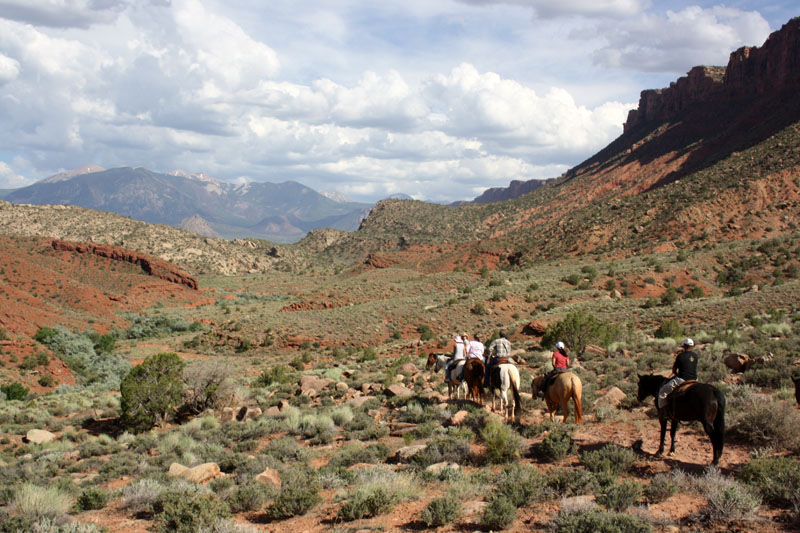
xmin=487 ymin=363 xmax=522 ymax=423
xmin=426 ymin=353 xmax=467 ymax=400
xmin=792 ymin=375 xmax=800 ymax=406
xmin=531 ymin=372 xmax=583 ymax=424
xmin=637 ymin=374 xmax=725 ymax=465
xmin=463 ymin=358 xmax=485 ymax=405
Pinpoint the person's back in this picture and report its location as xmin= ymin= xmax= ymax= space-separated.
xmin=467 ymin=336 xmax=485 ymax=361
xmin=489 ymin=337 xmax=511 ymax=359
xmin=674 ymin=349 xmax=698 ymax=381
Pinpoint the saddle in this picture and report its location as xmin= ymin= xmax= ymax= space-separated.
xmin=493 ymin=358 xmax=510 ymax=365
xmin=664 ymin=380 xmax=698 ymax=420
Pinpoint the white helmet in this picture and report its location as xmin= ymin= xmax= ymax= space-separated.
xmin=682 ymin=338 xmax=694 ymax=347
xmin=555 ymin=341 xmax=566 ymax=350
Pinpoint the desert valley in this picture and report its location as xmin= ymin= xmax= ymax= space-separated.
xmin=1 ymin=14 xmax=800 ymax=533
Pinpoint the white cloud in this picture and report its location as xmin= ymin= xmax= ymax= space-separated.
xmin=0 ymin=161 xmax=33 ymax=188
xmin=456 ymin=0 xmax=644 ymax=18
xmin=0 ymin=52 xmax=19 ymax=83
xmin=591 ymin=6 xmax=771 ymax=72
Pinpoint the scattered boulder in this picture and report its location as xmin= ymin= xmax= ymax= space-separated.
xmin=425 ymin=462 xmax=460 ymax=474
xmin=449 ymin=410 xmax=469 ymax=426
xmin=26 ymin=429 xmax=56 ymax=445
xmin=264 ymin=406 xmax=281 ymax=416
xmin=299 ymin=375 xmax=333 ymax=394
xmin=236 ymin=406 xmax=262 ymax=422
xmin=168 ymin=462 xmax=221 ymax=484
xmin=220 ymin=407 xmax=236 ymax=424
xmin=723 ymin=353 xmax=752 ymax=373
xmin=335 ymin=382 xmax=349 ymax=393
xmin=398 ymin=362 xmax=418 ymax=376
xmin=583 ymin=344 xmax=607 ymax=357
xmin=385 ymin=384 xmax=414 ymax=398
xmin=523 ymin=320 xmax=548 ymax=336
xmin=393 ymin=444 xmax=427 ymax=463
xmin=594 ymin=387 xmax=626 ymax=409
xmin=254 ymin=467 xmax=281 ymax=489
xmin=348 ymin=396 xmax=376 ymax=408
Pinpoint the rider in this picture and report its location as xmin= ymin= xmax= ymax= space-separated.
xmin=537 ymin=341 xmax=569 ymax=398
xmin=445 ymin=334 xmax=467 ymax=382
xmin=466 ymin=333 xmax=485 ymax=363
xmin=485 ymin=331 xmax=512 ymax=387
xmin=657 ymin=338 xmax=698 ymax=409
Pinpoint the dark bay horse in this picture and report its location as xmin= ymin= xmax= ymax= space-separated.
xmin=463 ymin=358 xmax=485 ymax=405
xmin=637 ymin=374 xmax=725 ymax=465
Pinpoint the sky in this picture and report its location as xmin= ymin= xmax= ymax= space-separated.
xmin=0 ymin=1 xmax=795 ymax=202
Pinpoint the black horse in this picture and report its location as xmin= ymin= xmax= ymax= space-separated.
xmin=637 ymin=374 xmax=725 ymax=465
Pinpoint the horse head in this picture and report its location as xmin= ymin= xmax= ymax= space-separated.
xmin=530 ymin=376 xmax=544 ymax=396
xmin=426 ymin=352 xmax=436 ymax=370
xmin=637 ymin=373 xmax=663 ymax=402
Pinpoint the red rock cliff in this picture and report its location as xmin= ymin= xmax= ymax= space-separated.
xmin=624 ymin=17 xmax=800 ymax=132
xmin=51 ymin=240 xmax=198 ymax=290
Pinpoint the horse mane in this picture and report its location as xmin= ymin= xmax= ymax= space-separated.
xmin=639 ymin=374 xmax=668 ymax=397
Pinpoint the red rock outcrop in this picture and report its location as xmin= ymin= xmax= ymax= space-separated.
xmin=625 ymin=17 xmax=800 ymax=132
xmin=51 ymin=239 xmax=198 ymax=290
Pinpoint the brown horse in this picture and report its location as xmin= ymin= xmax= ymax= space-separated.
xmin=531 ymin=372 xmax=583 ymax=424
xmin=637 ymin=374 xmax=725 ymax=465
xmin=793 ymin=375 xmax=800 ymax=406
xmin=463 ymin=358 xmax=485 ymax=405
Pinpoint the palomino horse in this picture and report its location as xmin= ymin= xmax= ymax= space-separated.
xmin=637 ymin=374 xmax=725 ymax=465
xmin=463 ymin=358 xmax=485 ymax=405
xmin=426 ymin=353 xmax=467 ymax=400
xmin=531 ymin=372 xmax=583 ymax=424
xmin=488 ymin=364 xmax=522 ymax=423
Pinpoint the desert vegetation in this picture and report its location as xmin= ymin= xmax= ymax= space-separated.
xmin=0 ymin=228 xmax=799 ymax=532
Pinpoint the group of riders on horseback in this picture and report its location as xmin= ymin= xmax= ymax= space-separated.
xmin=429 ymin=331 xmax=726 ymax=464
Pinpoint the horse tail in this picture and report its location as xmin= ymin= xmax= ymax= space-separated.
xmin=511 ymin=371 xmax=522 ymax=420
xmin=571 ymin=375 xmax=583 ymax=424
xmin=711 ymin=387 xmax=726 ymax=462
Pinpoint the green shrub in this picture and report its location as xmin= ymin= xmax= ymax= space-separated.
xmin=124 ymin=313 xmax=203 ymax=339
xmin=542 ymin=311 xmax=622 ymax=356
xmin=33 ymin=327 xmax=128 ymax=389
xmin=420 ymin=496 xmax=461 ymax=527
xmin=660 ymin=287 xmax=679 ymax=306
xmin=254 ymin=365 xmax=293 ymax=387
xmin=266 ymin=468 xmax=321 ymax=519
xmin=1 ymin=382 xmax=29 ymax=401
xmin=328 ymin=442 xmax=389 ymax=469
xmin=228 ymin=482 xmax=275 ymax=513
xmin=494 ymin=463 xmax=548 ymax=506
xmin=411 ymin=428 xmax=473 ymax=468
xmin=480 ymin=420 xmax=523 ymax=464
xmin=596 ymin=480 xmax=642 ymax=512
xmin=546 ymin=468 xmax=597 ymax=497
xmin=696 ymin=467 xmax=761 ymax=520
xmin=120 ymin=352 xmax=185 ymax=433
xmin=654 ymin=319 xmax=683 ymax=339
xmin=644 ymin=473 xmax=679 ymax=503
xmin=534 ymin=424 xmax=576 ymax=462
xmin=76 ymin=487 xmax=109 ymax=511
xmin=727 ymin=388 xmax=800 ymax=451
xmin=739 ymin=456 xmax=800 ymax=508
xmin=154 ymin=490 xmax=231 ymax=533
xmin=337 ymin=486 xmax=397 ymax=521
xmin=580 ymin=444 xmax=637 ymax=475
xmin=551 ymin=505 xmax=652 ymax=533
xmin=37 ymin=375 xmax=54 ymax=387
xmin=481 ymin=494 xmax=516 ymax=530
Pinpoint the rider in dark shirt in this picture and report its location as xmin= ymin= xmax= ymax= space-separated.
xmin=673 ymin=348 xmax=698 ymax=381
xmin=658 ymin=338 xmax=698 ymax=408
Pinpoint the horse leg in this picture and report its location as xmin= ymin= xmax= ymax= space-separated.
xmin=560 ymin=398 xmax=570 ymax=423
xmin=501 ymin=390 xmax=508 ymax=422
xmin=656 ymin=417 xmax=667 ymax=456
xmin=668 ymin=420 xmax=678 ymax=456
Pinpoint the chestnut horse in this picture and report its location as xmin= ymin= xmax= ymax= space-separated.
xmin=463 ymin=358 xmax=485 ymax=405
xmin=531 ymin=372 xmax=583 ymax=424
xmin=637 ymin=374 xmax=725 ymax=465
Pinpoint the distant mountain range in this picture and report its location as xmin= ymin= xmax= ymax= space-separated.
xmin=6 ymin=166 xmax=372 ymax=242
